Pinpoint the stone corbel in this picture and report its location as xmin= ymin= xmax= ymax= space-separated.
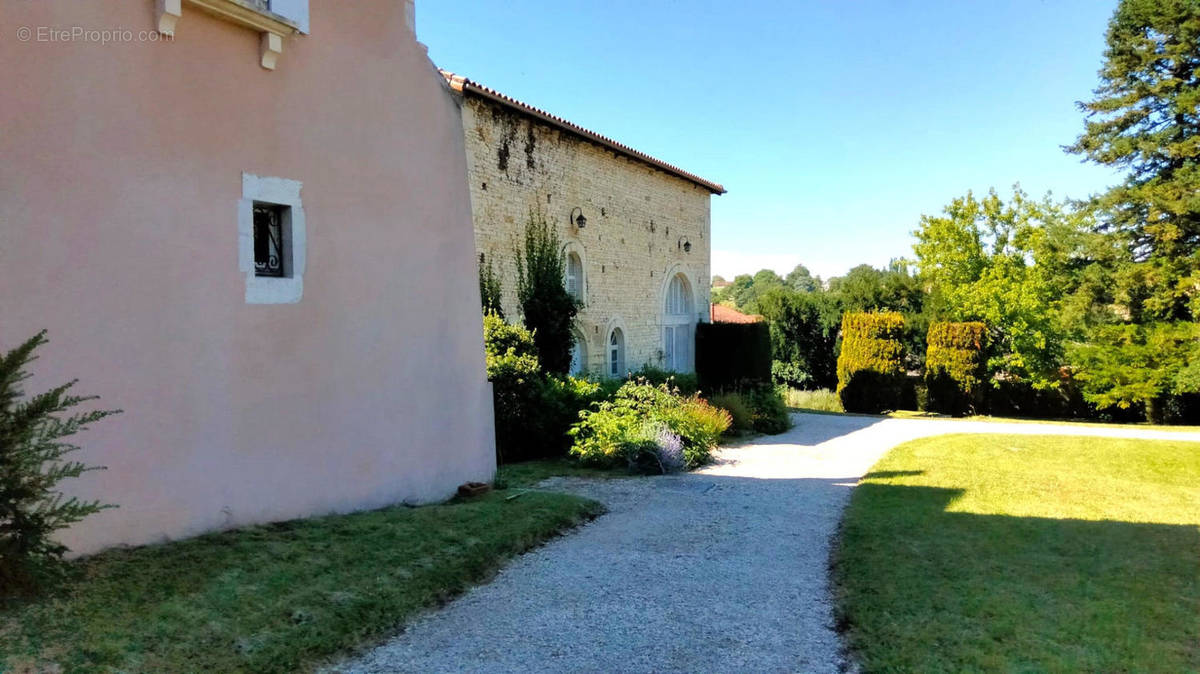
xmin=157 ymin=0 xmax=181 ymax=35
xmin=260 ymin=31 xmax=283 ymax=70
xmin=157 ymin=0 xmax=300 ymax=70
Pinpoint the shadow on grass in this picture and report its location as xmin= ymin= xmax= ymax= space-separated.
xmin=835 ymin=482 xmax=1200 ymax=672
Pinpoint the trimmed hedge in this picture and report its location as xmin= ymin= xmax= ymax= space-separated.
xmin=836 ymin=312 xmax=906 ymax=414
xmin=924 ymin=321 xmax=987 ymax=416
xmin=696 ymin=322 xmax=772 ymax=392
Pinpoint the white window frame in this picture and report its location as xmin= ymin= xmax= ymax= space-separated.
xmin=561 ymin=241 xmax=587 ymax=307
xmin=570 ymin=331 xmax=587 ymax=375
xmin=608 ymin=328 xmax=625 ymax=378
xmin=565 ymin=252 xmax=583 ymax=302
xmin=239 ymin=172 xmax=305 ymax=304
xmin=662 ymin=272 xmax=695 ymax=372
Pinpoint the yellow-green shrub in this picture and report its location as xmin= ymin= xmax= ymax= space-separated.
xmin=836 ymin=312 xmax=906 ymax=413
xmin=925 ymin=321 xmax=987 ymax=416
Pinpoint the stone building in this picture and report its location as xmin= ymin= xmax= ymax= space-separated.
xmin=443 ymin=72 xmax=725 ymax=375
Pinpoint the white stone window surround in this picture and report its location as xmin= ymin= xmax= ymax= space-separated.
xmin=239 ymin=173 xmax=305 ymax=304
xmin=605 ymin=317 xmax=628 ymax=378
xmin=660 ymin=267 xmax=697 ymax=372
xmin=561 ymin=240 xmax=587 ymax=307
xmin=570 ymin=329 xmax=588 ymax=375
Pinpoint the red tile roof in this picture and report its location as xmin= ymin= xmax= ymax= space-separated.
xmin=440 ymin=70 xmax=726 ymax=195
xmin=710 ymin=304 xmax=763 ymax=324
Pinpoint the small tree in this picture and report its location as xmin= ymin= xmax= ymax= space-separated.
xmin=514 ymin=210 xmax=578 ymax=374
xmin=478 ymin=253 xmax=504 ymax=319
xmin=1070 ymin=322 xmax=1200 ymax=423
xmin=1 ymin=331 xmax=119 ymax=593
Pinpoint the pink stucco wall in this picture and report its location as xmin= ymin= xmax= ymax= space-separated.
xmin=0 ymin=1 xmax=496 ymax=555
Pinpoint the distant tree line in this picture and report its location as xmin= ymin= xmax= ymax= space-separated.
xmin=715 ymin=0 xmax=1200 ymax=424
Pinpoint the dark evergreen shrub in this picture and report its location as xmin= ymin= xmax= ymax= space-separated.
xmin=924 ymin=321 xmax=987 ymax=416
xmin=696 ymin=322 xmax=772 ymax=392
xmin=836 ymin=312 xmax=905 ymax=413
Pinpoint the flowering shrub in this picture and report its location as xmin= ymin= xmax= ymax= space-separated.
xmin=568 ymin=379 xmax=730 ymax=471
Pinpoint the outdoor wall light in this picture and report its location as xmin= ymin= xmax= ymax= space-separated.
xmin=569 ymin=207 xmax=587 ymax=229
xmin=678 ymin=236 xmax=692 ymax=253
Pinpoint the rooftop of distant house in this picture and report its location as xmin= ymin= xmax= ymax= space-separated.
xmin=440 ymin=70 xmax=725 ymax=195
xmin=710 ymin=304 xmax=762 ymax=324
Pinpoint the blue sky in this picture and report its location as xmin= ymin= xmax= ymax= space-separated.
xmin=417 ymin=1 xmax=1122 ymax=280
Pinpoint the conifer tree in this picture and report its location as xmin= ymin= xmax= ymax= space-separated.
xmin=1065 ymin=0 xmax=1200 ymax=419
xmin=0 ymin=331 xmax=118 ymax=593
xmin=1067 ymin=0 xmax=1200 ymax=321
xmin=514 ymin=211 xmax=579 ymax=375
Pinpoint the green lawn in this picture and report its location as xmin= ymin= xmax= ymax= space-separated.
xmin=0 ymin=490 xmax=602 ymax=673
xmin=785 ymin=387 xmax=1200 ymax=431
xmin=834 ymin=433 xmax=1200 ymax=672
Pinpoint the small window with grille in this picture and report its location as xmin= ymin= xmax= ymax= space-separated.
xmin=253 ymin=203 xmax=287 ymax=277
xmin=240 ymin=173 xmax=304 ymax=304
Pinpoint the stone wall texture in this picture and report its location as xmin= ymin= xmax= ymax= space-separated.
xmin=460 ymin=95 xmax=716 ymax=374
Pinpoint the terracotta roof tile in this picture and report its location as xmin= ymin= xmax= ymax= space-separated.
xmin=440 ymin=70 xmax=726 ymax=195
xmin=710 ymin=304 xmax=763 ymax=324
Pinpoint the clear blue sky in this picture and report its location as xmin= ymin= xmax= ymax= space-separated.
xmin=417 ymin=1 xmax=1122 ymax=280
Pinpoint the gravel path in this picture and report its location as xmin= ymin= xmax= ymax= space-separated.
xmin=330 ymin=413 xmax=1200 ymax=674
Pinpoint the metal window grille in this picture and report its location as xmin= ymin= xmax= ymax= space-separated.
xmin=253 ymin=203 xmax=285 ymax=277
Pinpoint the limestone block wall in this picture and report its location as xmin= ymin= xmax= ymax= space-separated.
xmin=461 ymin=96 xmax=714 ymax=375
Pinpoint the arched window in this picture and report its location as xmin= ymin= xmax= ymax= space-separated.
xmin=565 ymin=252 xmax=583 ymax=302
xmin=662 ymin=274 xmax=694 ymax=372
xmin=570 ymin=330 xmax=587 ymax=375
xmin=608 ymin=328 xmax=625 ymax=377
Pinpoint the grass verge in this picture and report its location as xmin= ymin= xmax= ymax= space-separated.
xmin=784 ymin=388 xmax=844 ymax=413
xmin=834 ymin=433 xmax=1200 ymax=672
xmin=496 ymin=458 xmax=638 ymax=488
xmin=1 ymin=490 xmax=603 ymax=673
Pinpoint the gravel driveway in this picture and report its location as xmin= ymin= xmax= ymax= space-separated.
xmin=330 ymin=413 xmax=1200 ymax=674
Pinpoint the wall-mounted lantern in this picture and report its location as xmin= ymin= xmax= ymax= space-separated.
xmin=569 ymin=207 xmax=587 ymax=229
xmin=678 ymin=236 xmax=692 ymax=253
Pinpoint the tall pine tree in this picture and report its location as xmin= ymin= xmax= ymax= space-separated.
xmin=1066 ymin=0 xmax=1200 ymax=421
xmin=1067 ymin=0 xmax=1200 ymax=321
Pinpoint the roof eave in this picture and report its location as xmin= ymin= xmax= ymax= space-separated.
xmin=443 ymin=71 xmax=725 ymax=195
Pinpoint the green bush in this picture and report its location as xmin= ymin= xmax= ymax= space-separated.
xmin=710 ymin=392 xmax=754 ymax=433
xmin=747 ymin=387 xmax=792 ymax=434
xmin=836 ymin=312 xmax=906 ymax=414
xmin=629 ymin=364 xmax=699 ymax=396
xmin=1 ymin=332 xmax=119 ymax=595
xmin=924 ymin=322 xmax=987 ymax=416
xmin=484 ymin=314 xmax=602 ymax=463
xmin=569 ymin=379 xmax=730 ymax=471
